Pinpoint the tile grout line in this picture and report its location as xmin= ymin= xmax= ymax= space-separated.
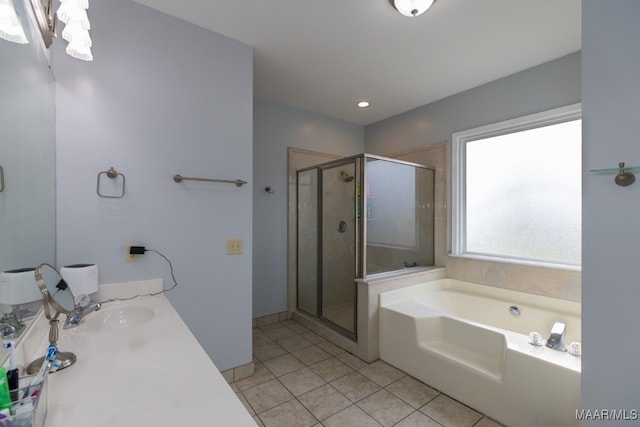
xmin=251 ymin=322 xmax=423 ymax=425
xmin=242 ymin=320 xmax=503 ymax=427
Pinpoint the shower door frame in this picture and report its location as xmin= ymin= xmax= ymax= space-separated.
xmin=296 ymin=155 xmax=364 ymax=339
xmin=295 ymin=153 xmax=434 ymax=340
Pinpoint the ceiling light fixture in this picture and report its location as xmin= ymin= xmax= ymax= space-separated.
xmin=0 ymin=0 xmax=29 ymax=44
xmin=357 ymin=101 xmax=370 ymax=108
xmin=388 ymin=0 xmax=436 ymax=17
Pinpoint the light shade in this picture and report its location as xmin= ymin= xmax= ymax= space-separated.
xmin=56 ymin=4 xmax=90 ymax=27
xmin=389 ymin=0 xmax=436 ymax=17
xmin=0 ymin=0 xmax=29 ymax=44
xmin=66 ymin=39 xmax=93 ymax=61
xmin=57 ymin=0 xmax=93 ymax=61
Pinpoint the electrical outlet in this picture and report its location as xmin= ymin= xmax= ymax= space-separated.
xmin=126 ymin=244 xmax=139 ymax=262
xmin=227 ymin=239 xmax=243 ymax=255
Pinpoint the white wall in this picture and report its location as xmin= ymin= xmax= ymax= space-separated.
xmin=582 ymin=1 xmax=640 ymax=421
xmin=253 ymin=98 xmax=363 ymax=317
xmin=54 ymin=0 xmax=253 ymax=371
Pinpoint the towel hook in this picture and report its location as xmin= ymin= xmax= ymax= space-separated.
xmin=97 ymin=167 xmax=126 ymax=198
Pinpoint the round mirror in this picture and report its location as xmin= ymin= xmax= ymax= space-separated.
xmin=27 ymin=263 xmax=77 ymax=374
xmin=35 ymin=263 xmax=75 ymax=315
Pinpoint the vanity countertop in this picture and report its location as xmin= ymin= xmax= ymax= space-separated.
xmin=20 ymin=280 xmax=256 ymax=427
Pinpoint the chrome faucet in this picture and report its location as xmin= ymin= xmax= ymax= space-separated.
xmin=0 ymin=322 xmax=17 ymax=339
xmin=0 ymin=311 xmax=27 ymax=339
xmin=546 ymin=321 xmax=566 ymax=351
xmin=64 ymin=300 xmax=102 ymax=329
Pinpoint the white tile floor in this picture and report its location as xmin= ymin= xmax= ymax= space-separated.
xmin=230 ymin=319 xmax=504 ymax=427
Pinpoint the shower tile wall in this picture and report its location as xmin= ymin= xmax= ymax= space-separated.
xmin=365 ymin=159 xmax=435 ymax=274
xmin=320 ymin=165 xmax=356 ymax=333
xmin=389 ymin=142 xmax=448 ymax=268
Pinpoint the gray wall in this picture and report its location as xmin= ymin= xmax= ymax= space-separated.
xmin=253 ymin=98 xmax=363 ymax=317
xmin=582 ymin=0 xmax=640 ymax=421
xmin=54 ymin=0 xmax=253 ymax=371
xmin=365 ymin=52 xmax=581 ymax=153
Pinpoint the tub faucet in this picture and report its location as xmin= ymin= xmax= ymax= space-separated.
xmin=64 ymin=300 xmax=102 ymax=329
xmin=546 ymin=321 xmax=566 ymax=351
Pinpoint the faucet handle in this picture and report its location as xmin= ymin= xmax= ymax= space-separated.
xmin=568 ymin=341 xmax=582 ymax=357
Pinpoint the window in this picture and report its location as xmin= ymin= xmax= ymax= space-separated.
xmin=452 ymin=104 xmax=582 ymax=268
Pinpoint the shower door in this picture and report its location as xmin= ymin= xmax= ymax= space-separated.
xmin=320 ymin=161 xmax=358 ymax=335
xmin=297 ymin=168 xmax=319 ymax=316
xmin=296 ymin=159 xmax=359 ymax=337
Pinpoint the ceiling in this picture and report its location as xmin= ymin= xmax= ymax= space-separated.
xmin=132 ymin=0 xmax=581 ymax=126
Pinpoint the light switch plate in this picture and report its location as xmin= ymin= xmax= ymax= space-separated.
xmin=227 ymin=239 xmax=243 ymax=255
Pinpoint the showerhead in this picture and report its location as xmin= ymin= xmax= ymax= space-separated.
xmin=341 ymin=171 xmax=354 ymax=182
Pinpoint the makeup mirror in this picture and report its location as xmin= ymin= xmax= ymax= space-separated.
xmin=26 ymin=264 xmax=77 ymax=374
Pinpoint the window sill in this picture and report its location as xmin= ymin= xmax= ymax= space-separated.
xmin=448 ymin=253 xmax=581 ymax=272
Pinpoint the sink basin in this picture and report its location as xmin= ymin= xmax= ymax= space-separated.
xmin=84 ymin=305 xmax=155 ymax=332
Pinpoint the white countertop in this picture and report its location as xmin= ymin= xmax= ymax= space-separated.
xmin=18 ymin=280 xmax=256 ymax=427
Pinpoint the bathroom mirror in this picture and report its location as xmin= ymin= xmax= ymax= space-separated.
xmin=0 ymin=0 xmax=57 ymax=362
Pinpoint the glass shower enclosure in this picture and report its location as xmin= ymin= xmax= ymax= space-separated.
xmin=296 ymin=154 xmax=435 ymax=338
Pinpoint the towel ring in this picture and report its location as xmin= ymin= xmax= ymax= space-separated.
xmin=97 ymin=167 xmax=126 ymax=198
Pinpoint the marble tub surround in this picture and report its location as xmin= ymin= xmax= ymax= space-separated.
xmin=15 ymin=279 xmax=256 ymax=427
xmin=446 ymin=256 xmax=581 ymax=302
xmin=236 ymin=318 xmax=503 ymax=427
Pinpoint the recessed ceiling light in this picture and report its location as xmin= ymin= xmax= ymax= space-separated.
xmin=357 ymin=101 xmax=370 ymax=108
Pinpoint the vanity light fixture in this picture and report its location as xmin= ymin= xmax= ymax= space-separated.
xmin=57 ymin=0 xmax=92 ymax=61
xmin=357 ymin=101 xmax=370 ymax=108
xmin=388 ymin=0 xmax=436 ymax=17
xmin=0 ymin=0 xmax=29 ymax=44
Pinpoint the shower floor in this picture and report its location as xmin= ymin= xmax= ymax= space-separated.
xmin=322 ymin=303 xmax=354 ymax=333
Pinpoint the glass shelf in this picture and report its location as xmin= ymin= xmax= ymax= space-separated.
xmin=589 ymin=165 xmax=640 ymax=173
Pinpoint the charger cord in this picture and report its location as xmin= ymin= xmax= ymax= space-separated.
xmin=98 ymin=248 xmax=178 ymax=305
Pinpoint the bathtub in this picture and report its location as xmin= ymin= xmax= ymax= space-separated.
xmin=379 ymin=278 xmax=580 ymax=427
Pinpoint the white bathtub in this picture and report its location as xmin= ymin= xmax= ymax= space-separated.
xmin=379 ymin=278 xmax=580 ymax=427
